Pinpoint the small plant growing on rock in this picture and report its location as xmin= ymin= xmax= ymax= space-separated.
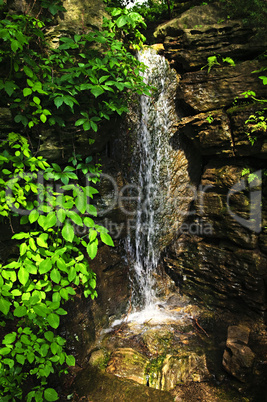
xmin=201 ymin=55 xmax=235 ymax=73
xmin=206 ymin=115 xmax=214 ymax=124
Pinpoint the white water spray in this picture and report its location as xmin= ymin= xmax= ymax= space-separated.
xmin=125 ymin=48 xmax=176 ymax=322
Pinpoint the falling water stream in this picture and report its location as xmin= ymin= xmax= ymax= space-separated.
xmin=112 ymin=48 xmax=187 ymax=326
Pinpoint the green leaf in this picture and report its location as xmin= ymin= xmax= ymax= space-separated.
xmin=50 ymin=268 xmax=61 ymax=284
xmin=11 ymin=39 xmax=20 ymax=52
xmin=14 ymin=305 xmax=27 ymax=317
xmin=91 ymin=86 xmax=104 ymax=98
xmin=89 ymin=229 xmax=97 ymax=242
xmin=0 ymin=298 xmax=11 ymax=315
xmin=33 ymin=304 xmax=48 ymax=317
xmin=23 ymin=87 xmax=32 ymax=97
xmin=47 ymin=313 xmax=60 ymax=329
xmin=18 ymin=267 xmax=29 ymax=286
xmin=45 ymin=331 xmax=54 ymax=342
xmin=100 ymin=232 xmax=114 ymax=246
xmin=84 ymin=217 xmax=95 ymax=227
xmin=23 ymin=65 xmax=34 ymax=78
xmin=12 ymin=232 xmax=30 ymax=240
xmin=83 ymin=121 xmax=91 ymax=131
xmin=68 ymin=266 xmax=76 ymax=282
xmin=16 ymin=354 xmax=26 ymax=364
xmin=116 ymin=15 xmax=128 ymax=28
xmin=0 ymin=347 xmax=12 ymax=356
xmin=40 ymin=343 xmax=49 ymax=357
xmin=40 ymin=113 xmax=47 ymax=123
xmin=259 ymin=76 xmax=267 ymax=85
xmin=51 ymin=342 xmax=60 ymax=355
xmin=75 ymin=118 xmax=86 ymax=126
xmin=68 ymin=212 xmax=83 ymax=226
xmin=75 ymin=194 xmax=86 ymax=214
xmin=20 ymin=242 xmax=27 ymax=255
xmin=89 ymin=278 xmax=96 ymax=289
xmin=4 ymin=80 xmax=16 ymax=96
xmin=29 ymin=237 xmax=37 ymax=251
xmin=44 ymin=388 xmax=59 ymax=401
xmin=29 ymin=209 xmax=39 ymax=223
xmin=48 ymin=3 xmax=60 ymax=15
xmin=3 ymin=332 xmax=16 ymax=345
xmin=66 ymin=354 xmax=75 ymax=366
xmin=36 ymin=233 xmax=48 ymax=248
xmin=87 ymin=239 xmax=98 ymax=260
xmin=54 ymin=96 xmax=63 ymax=108
xmin=62 ymin=221 xmax=74 ymax=242
xmin=33 ymin=96 xmax=41 ymax=105
xmin=57 ymin=208 xmax=66 ymax=223
xmin=90 ymin=121 xmax=98 ymax=132
xmin=43 ymin=212 xmax=57 ymax=230
xmin=3 ymin=357 xmax=14 ymax=368
xmin=39 ymin=259 xmax=52 ymax=274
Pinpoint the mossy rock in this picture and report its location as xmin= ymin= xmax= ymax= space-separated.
xmin=106 ymin=348 xmax=149 ymax=385
xmin=74 ymin=366 xmax=174 ymax=402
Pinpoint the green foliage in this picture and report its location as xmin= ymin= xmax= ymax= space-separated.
xmin=130 ymin=0 xmax=175 ymax=23
xmin=0 ymin=134 xmax=117 ymax=400
xmin=103 ymin=6 xmax=147 ymax=50
xmin=218 ymin=0 xmax=267 ymax=28
xmin=206 ymin=115 xmax=214 ymax=123
xmin=201 ymin=55 xmax=235 ymax=73
xmin=0 ymin=1 xmax=150 ymax=401
xmin=0 ymin=4 xmax=150 ymax=134
xmin=245 ymin=110 xmax=267 ymax=145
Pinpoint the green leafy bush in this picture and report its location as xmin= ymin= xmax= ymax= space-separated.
xmin=218 ymin=0 xmax=267 ymax=27
xmin=0 ymin=1 xmax=151 ymax=400
xmin=0 ymin=132 xmax=113 ymax=400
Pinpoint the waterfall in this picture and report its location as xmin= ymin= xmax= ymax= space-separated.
xmin=126 ymin=48 xmax=176 ymax=320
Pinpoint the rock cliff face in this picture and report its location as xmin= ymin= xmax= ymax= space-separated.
xmin=152 ymin=3 xmax=267 ymax=319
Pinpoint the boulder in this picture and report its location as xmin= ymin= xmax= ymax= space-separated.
xmin=141 ymin=328 xmax=174 ymax=355
xmin=174 ymin=110 xmax=234 ymax=156
xmin=223 ymin=325 xmax=255 ymax=381
xmin=160 ymin=353 xmax=211 ymax=391
xmin=165 ymin=237 xmax=267 ymax=314
xmin=154 ymin=3 xmax=229 ymax=39
xmin=176 ymin=60 xmax=267 ymax=113
xmin=227 ymin=103 xmax=267 ymax=158
xmin=154 ymin=4 xmax=267 ymax=71
xmin=89 ymin=244 xmax=130 ymax=332
xmin=106 ymin=348 xmax=149 ymax=385
xmin=74 ymin=366 xmax=174 ymax=402
xmin=174 ymin=104 xmax=267 ymax=158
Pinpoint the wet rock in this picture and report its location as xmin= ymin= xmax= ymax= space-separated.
xmin=160 ymin=353 xmax=211 ymax=391
xmin=154 ymin=3 xmax=228 ymax=39
xmin=165 ymin=237 xmax=267 ymax=315
xmin=154 ymin=4 xmax=267 ymax=71
xmin=177 ymin=60 xmax=267 ymax=113
xmin=195 ymin=160 xmax=262 ymax=248
xmin=60 ymin=0 xmax=105 ymax=31
xmin=227 ymin=103 xmax=267 ymax=158
xmin=60 ymin=291 xmax=96 ymax=365
xmin=36 ymin=120 xmax=113 ymax=162
xmin=223 ymin=325 xmax=255 ymax=381
xmin=141 ymin=328 xmax=174 ymax=355
xmin=74 ymin=366 xmax=174 ymax=402
xmin=89 ymin=244 xmax=130 ymax=332
xmin=170 ymin=381 xmax=244 ymax=402
xmin=174 ymin=110 xmax=234 ymax=156
xmin=106 ymin=348 xmax=149 ymax=385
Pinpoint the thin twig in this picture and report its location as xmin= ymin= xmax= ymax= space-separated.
xmin=192 ymin=317 xmax=209 ymax=337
